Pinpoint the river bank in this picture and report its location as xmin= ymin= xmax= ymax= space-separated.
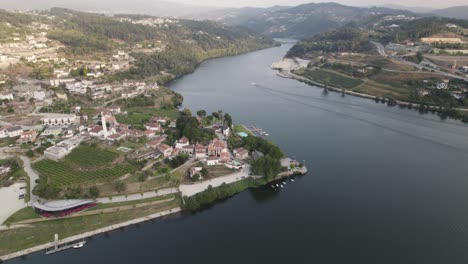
xmin=0 ymin=208 xmax=181 ymax=261
xmin=272 ymin=58 xmax=468 ymax=118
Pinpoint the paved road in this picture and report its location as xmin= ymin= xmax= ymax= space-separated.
xmin=96 ymin=187 xmax=179 ymax=204
xmin=370 ymin=41 xmax=468 ymax=82
xmin=19 ymin=156 xmax=39 ymax=204
xmin=179 ymin=165 xmax=251 ymax=197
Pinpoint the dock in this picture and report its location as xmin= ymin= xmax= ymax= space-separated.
xmin=45 ymin=234 xmax=86 ymax=255
xmin=245 ymin=125 xmax=269 ymax=137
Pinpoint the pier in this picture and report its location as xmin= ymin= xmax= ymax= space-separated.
xmin=246 ymin=125 xmax=269 ymax=137
xmin=45 ymin=234 xmax=86 ymax=255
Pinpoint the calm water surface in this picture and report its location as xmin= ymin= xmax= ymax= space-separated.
xmin=10 ymin=43 xmax=468 ymax=264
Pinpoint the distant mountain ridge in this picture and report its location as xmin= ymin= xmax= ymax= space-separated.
xmin=430 ymin=6 xmax=468 ymax=20
xmin=195 ymin=2 xmax=421 ymax=39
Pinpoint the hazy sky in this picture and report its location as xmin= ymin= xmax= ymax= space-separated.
xmin=165 ymin=0 xmax=467 ymax=8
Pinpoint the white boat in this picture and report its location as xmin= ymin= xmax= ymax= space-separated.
xmin=73 ymin=242 xmax=86 ymax=249
xmin=276 ymin=184 xmax=279 ymax=187
xmin=282 ymin=182 xmax=286 ymax=185
xmin=280 ymin=185 xmax=284 ymax=188
xmin=290 ymin=179 xmax=295 ymax=182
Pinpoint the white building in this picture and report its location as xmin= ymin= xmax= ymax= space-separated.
xmin=44 ymin=135 xmax=84 ymax=161
xmin=41 ymin=114 xmax=78 ymax=127
xmin=0 ymin=93 xmax=14 ymax=101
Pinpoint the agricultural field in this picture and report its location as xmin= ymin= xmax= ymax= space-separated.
xmin=32 ymin=160 xmax=136 ymax=187
xmin=296 ymin=68 xmax=364 ymax=89
xmin=116 ymin=113 xmax=151 ymax=126
xmin=65 ymin=145 xmax=119 ymax=168
xmin=32 ymin=144 xmax=136 ymax=187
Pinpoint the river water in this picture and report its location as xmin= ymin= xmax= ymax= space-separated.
xmin=10 ymin=43 xmax=468 ymax=263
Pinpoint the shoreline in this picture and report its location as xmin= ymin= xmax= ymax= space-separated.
xmin=272 ymin=58 xmax=468 ymax=115
xmin=0 ymin=207 xmax=181 ymax=262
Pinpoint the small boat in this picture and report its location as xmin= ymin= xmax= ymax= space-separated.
xmin=73 ymin=242 xmax=86 ymax=249
xmin=276 ymin=184 xmax=279 ymax=187
xmin=290 ymin=179 xmax=295 ymax=182
xmin=271 ymin=185 xmax=275 ymax=189
xmin=282 ymin=182 xmax=286 ymax=185
xmin=280 ymin=185 xmax=284 ymax=188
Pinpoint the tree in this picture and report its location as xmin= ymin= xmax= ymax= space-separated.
xmin=196 ymin=110 xmax=206 ymax=117
xmin=114 ymin=182 xmax=126 ymax=193
xmin=251 ymin=155 xmax=282 ymax=180
xmin=26 ymin=149 xmax=34 ymax=158
xmin=223 ymin=113 xmax=233 ymax=128
xmin=89 ymin=186 xmax=100 ymax=198
xmin=416 ymin=51 xmax=424 ymax=63
xmin=182 ymin=108 xmax=192 ymax=117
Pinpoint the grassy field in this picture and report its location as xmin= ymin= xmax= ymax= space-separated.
xmin=116 ymin=113 xmax=151 ymax=126
xmin=0 ymin=199 xmax=180 ymax=256
xmin=233 ymin=124 xmax=253 ymax=135
xmin=3 ymin=207 xmax=40 ymax=225
xmin=297 ymin=68 xmax=364 ymax=89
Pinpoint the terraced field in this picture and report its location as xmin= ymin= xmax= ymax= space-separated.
xmin=33 ymin=160 xmax=136 ymax=187
xmin=32 ymin=145 xmax=136 ymax=187
xmin=65 ymin=145 xmax=119 ymax=168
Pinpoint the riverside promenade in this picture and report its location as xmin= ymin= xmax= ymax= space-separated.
xmin=0 ymin=207 xmax=182 ymax=261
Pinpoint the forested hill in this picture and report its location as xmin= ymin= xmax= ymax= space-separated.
xmin=44 ymin=8 xmax=274 ymax=80
xmin=287 ymin=16 xmax=468 ymax=59
xmin=286 ymin=26 xmax=373 ymax=58
xmin=195 ymin=2 xmax=419 ymax=39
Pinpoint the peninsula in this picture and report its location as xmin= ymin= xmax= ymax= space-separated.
xmin=0 ymin=8 xmax=304 ymax=261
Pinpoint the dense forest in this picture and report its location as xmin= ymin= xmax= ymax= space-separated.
xmin=45 ymin=8 xmax=274 ymax=80
xmin=287 ymin=25 xmax=373 ymax=58
xmin=385 ymin=17 xmax=468 ymax=43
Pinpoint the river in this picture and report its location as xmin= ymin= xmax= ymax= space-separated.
xmin=10 ymin=43 xmax=468 ymax=263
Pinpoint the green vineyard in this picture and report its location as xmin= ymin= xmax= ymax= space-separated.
xmin=65 ymin=145 xmax=119 ymax=168
xmin=33 ymin=160 xmax=136 ymax=187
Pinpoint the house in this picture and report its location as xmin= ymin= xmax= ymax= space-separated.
xmin=220 ymin=152 xmax=231 ymax=163
xmin=130 ymin=149 xmax=161 ymax=161
xmin=175 ymin=136 xmax=190 ymax=149
xmin=88 ymin=125 xmax=104 ymax=137
xmin=145 ymin=122 xmax=161 ymax=132
xmin=195 ymin=144 xmax=207 ymax=159
xmin=181 ymin=145 xmax=195 ymax=155
xmin=146 ymin=136 xmax=166 ymax=149
xmin=144 ymin=129 xmax=156 ymax=139
xmin=41 ymin=126 xmax=63 ymax=137
xmin=206 ymin=156 xmax=220 ymax=166
xmin=190 ymin=167 xmax=203 ymax=179
xmin=233 ymin=147 xmax=249 ymax=160
xmin=150 ymin=116 xmax=169 ymax=124
xmin=0 ymin=126 xmax=11 ymax=138
xmin=207 ymin=138 xmax=227 ymax=156
xmin=44 ymin=135 xmax=84 ymax=161
xmin=107 ymin=133 xmax=126 ymax=142
xmin=218 ymin=125 xmax=230 ymax=137
xmin=41 ymin=114 xmax=78 ymax=127
xmin=17 ymin=130 xmax=38 ymax=144
xmin=435 ymin=80 xmax=449 ymax=90
xmin=157 ymin=144 xmax=173 ymax=157
xmin=0 ymin=93 xmax=14 ymax=101
xmin=6 ymin=126 xmax=23 ymax=138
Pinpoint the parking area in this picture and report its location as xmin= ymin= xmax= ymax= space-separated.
xmin=0 ymin=182 xmax=28 ymax=225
